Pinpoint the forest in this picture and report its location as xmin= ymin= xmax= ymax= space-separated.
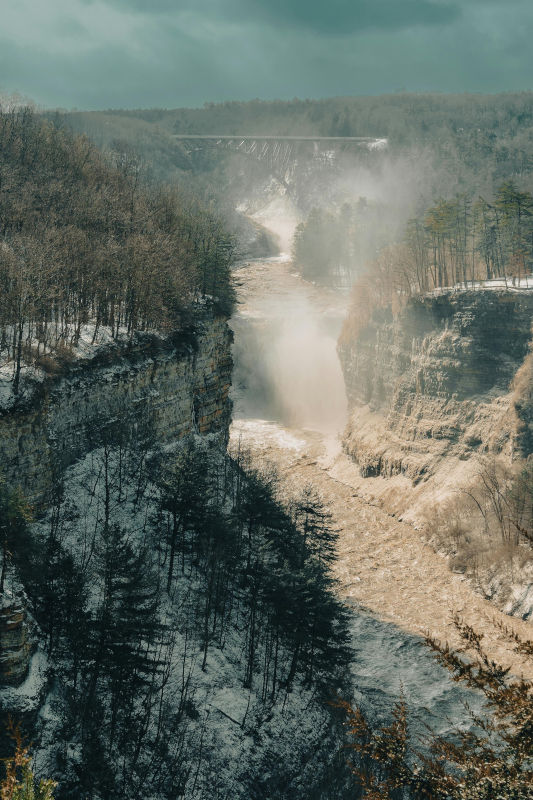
xmin=2 ymin=430 xmax=351 ymax=799
xmin=291 ymin=180 xmax=533 ymax=347
xmin=336 ymin=182 xmax=532 ymax=346
xmin=80 ymin=92 xmax=533 ymax=152
xmin=0 ymin=103 xmax=235 ymax=396
xmin=65 ymin=92 xmax=533 ymax=193
xmin=0 ymin=101 xmax=354 ymax=799
xmin=299 ymin=181 xmax=533 ymax=286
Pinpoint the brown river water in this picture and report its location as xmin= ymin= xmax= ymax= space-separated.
xmin=229 ymin=253 xmax=533 ymax=700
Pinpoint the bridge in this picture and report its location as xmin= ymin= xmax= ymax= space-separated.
xmin=173 ymin=135 xmax=386 ymax=143
xmin=173 ymin=134 xmax=387 ymax=188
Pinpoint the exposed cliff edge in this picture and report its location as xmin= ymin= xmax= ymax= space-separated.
xmin=0 ymin=310 xmax=232 ymax=708
xmin=338 ymin=289 xmax=533 ymax=617
xmin=0 ymin=312 xmax=232 ymax=507
xmin=340 ymin=290 xmax=533 ymax=484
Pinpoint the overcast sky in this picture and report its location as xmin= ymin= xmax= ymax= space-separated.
xmin=1 ymin=0 xmax=532 ymax=110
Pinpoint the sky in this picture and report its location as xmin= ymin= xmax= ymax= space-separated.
xmin=0 ymin=0 xmax=532 ymax=110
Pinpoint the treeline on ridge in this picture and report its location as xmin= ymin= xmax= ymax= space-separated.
xmin=94 ymin=92 xmax=533 ymax=152
xmin=71 ymin=92 xmax=533 ymax=188
xmin=293 ymin=182 xmax=533 ymax=342
xmin=0 ymin=103 xmax=235 ymax=393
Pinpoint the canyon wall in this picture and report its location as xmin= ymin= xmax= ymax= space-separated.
xmin=0 ymin=312 xmax=232 ymax=506
xmin=338 ymin=290 xmax=533 ymax=516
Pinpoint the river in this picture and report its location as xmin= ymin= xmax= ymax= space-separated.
xmin=229 ymin=245 xmax=532 ymax=736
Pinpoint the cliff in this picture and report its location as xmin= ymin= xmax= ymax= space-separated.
xmin=339 ymin=290 xmax=533 ymax=489
xmin=0 ymin=312 xmax=233 ymax=507
xmin=0 ymin=597 xmax=31 ymax=686
xmin=0 ymin=308 xmax=232 ymax=703
xmin=337 ymin=289 xmax=533 ymax=616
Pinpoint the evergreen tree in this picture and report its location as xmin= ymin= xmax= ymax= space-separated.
xmin=156 ymin=440 xmax=214 ymax=592
xmin=79 ymin=522 xmax=164 ymax=791
xmin=0 ymin=482 xmax=33 ymax=593
xmin=293 ymin=484 xmax=337 ymax=567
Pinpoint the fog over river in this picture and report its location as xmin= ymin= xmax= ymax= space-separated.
xmin=228 ymin=225 xmax=489 ymax=736
xmin=232 ymin=254 xmax=348 ymax=435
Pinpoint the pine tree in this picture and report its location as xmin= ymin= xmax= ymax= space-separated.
xmin=80 ymin=523 xmax=164 ymax=770
xmin=293 ymin=484 xmax=336 ymax=568
xmin=157 ymin=440 xmax=213 ymax=592
xmin=0 ymin=482 xmax=33 ymax=593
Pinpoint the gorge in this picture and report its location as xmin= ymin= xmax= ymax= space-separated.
xmin=5 ymin=209 xmax=531 ymax=795
xmin=229 ymin=227 xmax=533 ymax=713
xmin=0 ymin=99 xmax=532 ymax=799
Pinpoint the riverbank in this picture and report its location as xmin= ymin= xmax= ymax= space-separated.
xmin=230 ymin=255 xmax=533 ymax=681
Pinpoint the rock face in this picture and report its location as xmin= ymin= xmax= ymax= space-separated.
xmin=0 ymin=311 xmax=232 ymax=696
xmin=339 ymin=290 xmax=533 ymax=489
xmin=0 ymin=598 xmax=31 ymax=686
xmin=0 ymin=312 xmax=233 ymax=505
xmin=0 ymin=594 xmax=47 ymax=756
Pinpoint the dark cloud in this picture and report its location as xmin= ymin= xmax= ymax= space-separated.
xmin=0 ymin=0 xmax=532 ymax=110
xmin=81 ymin=0 xmax=461 ymax=34
xmin=241 ymin=0 xmax=460 ymax=35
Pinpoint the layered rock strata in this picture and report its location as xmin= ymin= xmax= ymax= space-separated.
xmin=0 ymin=598 xmax=31 ymax=686
xmin=0 ymin=312 xmax=232 ymax=505
xmin=339 ymin=290 xmax=533 ymax=491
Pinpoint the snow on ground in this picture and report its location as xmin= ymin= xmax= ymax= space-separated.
xmin=0 ymin=649 xmax=48 ymax=714
xmin=347 ymin=609 xmax=485 ymax=738
xmin=428 ymin=273 xmax=533 ymax=295
xmin=0 ymin=363 xmax=45 ymax=411
xmin=0 ymin=321 xmax=175 ymax=412
xmin=70 ymin=323 xmax=130 ymax=358
xmin=30 ymin=442 xmax=342 ymax=798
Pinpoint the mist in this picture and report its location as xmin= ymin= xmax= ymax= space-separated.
xmin=269 ymin=297 xmax=348 ymax=432
xmin=232 ymin=140 xmax=457 ymax=289
xmin=230 ymin=143 xmax=436 ymax=438
xmin=231 ymin=261 xmax=348 ymax=435
xmin=248 ymin=193 xmax=302 ymax=253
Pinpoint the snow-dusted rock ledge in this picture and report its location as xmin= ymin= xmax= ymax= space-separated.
xmin=0 ymin=312 xmax=232 ymax=505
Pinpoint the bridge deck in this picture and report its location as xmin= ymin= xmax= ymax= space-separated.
xmin=173 ymin=134 xmax=384 ymax=143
